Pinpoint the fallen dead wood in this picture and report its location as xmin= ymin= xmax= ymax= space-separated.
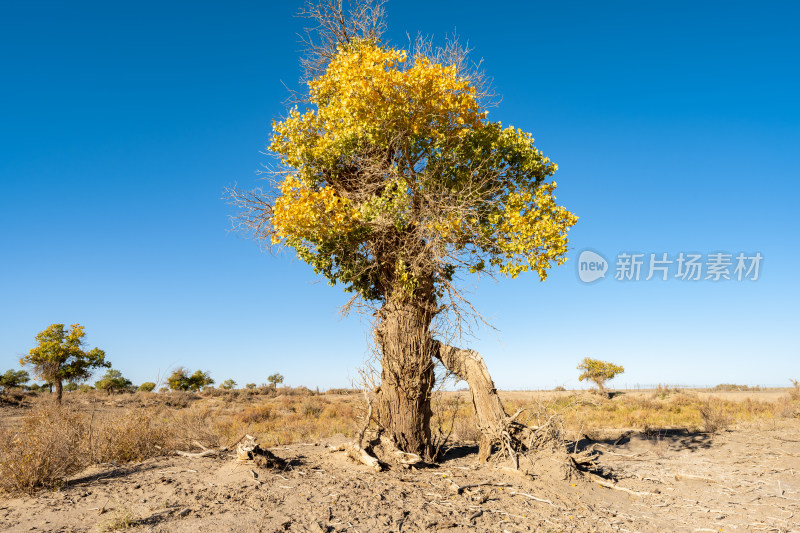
xmin=329 ymin=441 xmax=382 ymax=472
xmin=449 ymin=481 xmax=513 ymax=495
xmin=509 ymin=491 xmax=561 ymax=509
xmin=434 ymin=343 xmax=509 ymax=463
xmin=174 ymin=440 xmax=228 ymax=458
xmin=675 ymin=473 xmax=716 ymax=483
xmin=237 ymin=435 xmax=286 ymax=469
xmin=329 ymin=387 xmax=418 ymax=471
xmin=379 ymin=434 xmax=422 ymax=465
xmin=435 ymin=342 xmax=581 ymax=475
xmin=174 ymin=449 xmax=221 ymax=458
xmin=591 ymin=475 xmax=656 ymax=497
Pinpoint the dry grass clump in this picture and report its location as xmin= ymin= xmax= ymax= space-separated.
xmin=96 ymin=507 xmax=137 ymax=532
xmin=160 ymin=391 xmax=198 ymax=409
xmin=653 ymin=384 xmax=681 ymax=399
xmin=776 ymin=379 xmax=800 ymax=418
xmin=0 ymin=403 xmax=196 ymax=495
xmin=698 ymin=398 xmax=732 ymax=434
xmin=201 ymin=396 xmax=357 ymax=447
xmin=170 ymin=403 xmax=223 ymax=449
xmin=0 ymin=404 xmax=88 ymax=494
xmin=89 ymin=409 xmax=172 ymax=464
xmin=301 ymin=400 xmax=324 ymax=417
xmin=0 ymin=388 xmax=30 ymax=406
xmin=236 ymin=404 xmax=273 ymax=424
xmin=499 ymin=390 xmax=790 ymax=435
xmin=789 ymin=379 xmax=800 ymax=401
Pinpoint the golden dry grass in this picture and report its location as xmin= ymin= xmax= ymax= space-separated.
xmin=1 ymin=386 xmax=798 ymax=495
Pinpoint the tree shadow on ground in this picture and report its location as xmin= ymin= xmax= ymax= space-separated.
xmin=65 ymin=462 xmax=164 ymax=489
xmin=573 ymin=427 xmax=715 ymax=454
xmin=438 ymin=443 xmax=479 ymax=463
xmin=639 ymin=428 xmax=715 ymax=451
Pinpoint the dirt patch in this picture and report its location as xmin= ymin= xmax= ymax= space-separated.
xmin=1 ymin=422 xmax=798 ymax=532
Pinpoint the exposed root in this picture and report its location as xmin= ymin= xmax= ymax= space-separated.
xmin=377 ymin=434 xmax=422 ymax=465
xmin=236 ymin=435 xmax=286 ymax=469
xmin=329 ymin=441 xmax=382 ymax=472
xmin=484 ymin=409 xmax=604 ymax=481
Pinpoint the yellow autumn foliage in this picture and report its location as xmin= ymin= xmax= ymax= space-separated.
xmin=264 ymin=39 xmax=577 ymax=298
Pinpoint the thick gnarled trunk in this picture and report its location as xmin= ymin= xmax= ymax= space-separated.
xmin=375 ymin=299 xmax=436 ymax=460
xmin=435 ymin=343 xmax=509 ymax=462
xmin=54 ymin=379 xmax=63 ymax=404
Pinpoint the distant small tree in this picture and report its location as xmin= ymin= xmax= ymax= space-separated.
xmin=21 ymin=323 xmax=110 ymax=403
xmin=0 ymin=369 xmax=30 ymax=393
xmin=64 ymin=382 xmax=79 ymax=392
xmin=267 ymin=373 xmax=284 ymax=388
xmin=577 ymin=357 xmax=624 ymax=394
xmin=245 ymin=383 xmax=256 ymax=389
xmin=27 ymin=383 xmax=42 ymax=393
xmin=221 ymin=379 xmax=237 ymax=390
xmin=190 ymin=370 xmax=214 ymax=391
xmin=167 ymin=368 xmax=191 ymax=391
xmin=167 ymin=368 xmax=214 ymax=392
xmin=95 ymin=369 xmax=133 ymax=395
xmin=138 ymin=382 xmax=156 ymax=392
xmin=79 ymin=384 xmax=94 ymax=393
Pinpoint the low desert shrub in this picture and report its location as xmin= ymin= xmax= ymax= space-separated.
xmin=280 ymin=386 xmax=314 ymax=397
xmin=170 ymin=404 xmax=222 ymax=449
xmin=97 ymin=507 xmax=137 ymax=532
xmin=0 ymin=403 xmax=186 ymax=495
xmin=712 ymin=384 xmax=761 ymax=392
xmin=201 ymin=387 xmax=229 ymax=398
xmin=698 ymin=398 xmax=732 ymax=434
xmin=301 ymin=401 xmax=323 ymax=418
xmin=162 ymin=391 xmax=196 ymax=408
xmin=326 ymin=388 xmax=359 ymax=395
xmin=789 ymin=379 xmax=800 ymax=401
xmin=653 ymin=384 xmax=680 ymax=399
xmin=236 ymin=404 xmax=273 ymax=424
xmin=0 ymin=389 xmax=26 ymax=406
xmin=89 ymin=409 xmax=172 ymax=464
xmin=0 ymin=404 xmax=88 ymax=494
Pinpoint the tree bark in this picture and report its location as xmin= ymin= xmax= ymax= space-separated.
xmin=54 ymin=379 xmax=63 ymax=404
xmin=434 ymin=343 xmax=508 ymax=462
xmin=375 ymin=299 xmax=436 ymax=460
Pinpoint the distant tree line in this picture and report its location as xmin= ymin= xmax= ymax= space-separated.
xmin=12 ymin=321 xmax=294 ymax=402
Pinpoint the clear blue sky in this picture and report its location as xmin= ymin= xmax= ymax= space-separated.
xmin=1 ymin=1 xmax=798 ymax=390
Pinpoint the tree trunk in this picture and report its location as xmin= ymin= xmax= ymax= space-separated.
xmin=375 ymin=299 xmax=436 ymax=460
xmin=434 ymin=343 xmax=509 ymax=462
xmin=54 ymin=379 xmax=63 ymax=404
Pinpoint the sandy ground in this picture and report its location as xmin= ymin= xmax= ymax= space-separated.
xmin=1 ymin=421 xmax=798 ymax=532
